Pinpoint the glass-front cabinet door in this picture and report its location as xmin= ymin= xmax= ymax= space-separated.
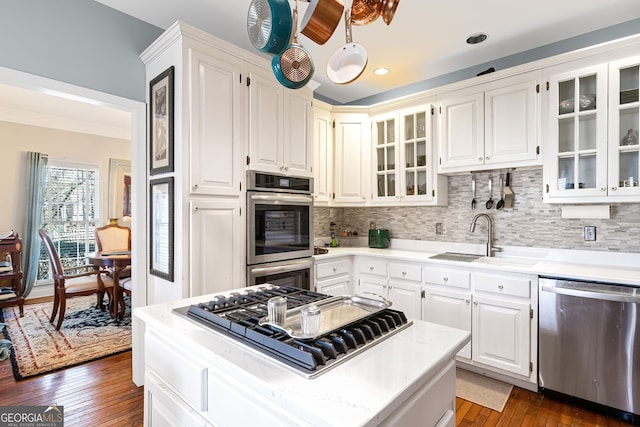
xmin=609 ymin=56 xmax=640 ymax=196
xmin=546 ymin=64 xmax=608 ymax=199
xmin=401 ymin=107 xmax=431 ymax=200
xmin=371 ymin=114 xmax=397 ymax=200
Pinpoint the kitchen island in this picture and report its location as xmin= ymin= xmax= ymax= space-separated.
xmin=134 ymin=286 xmax=470 ymax=427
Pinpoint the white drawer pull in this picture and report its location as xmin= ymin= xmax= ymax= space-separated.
xmin=443 ymin=276 xmax=448 ymax=282
xmin=369 ymin=266 xmax=374 ymax=271
xmin=333 ymin=267 xmax=337 ymax=272
xmin=498 ymin=284 xmax=504 ymax=290
xmin=402 ymin=271 xmax=406 ymax=276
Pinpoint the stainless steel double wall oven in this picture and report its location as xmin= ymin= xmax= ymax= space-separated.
xmin=246 ymin=171 xmax=313 ymax=289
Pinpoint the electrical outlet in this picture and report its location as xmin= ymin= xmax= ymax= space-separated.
xmin=584 ymin=226 xmax=596 ymax=241
xmin=435 ymin=223 xmax=443 ymax=235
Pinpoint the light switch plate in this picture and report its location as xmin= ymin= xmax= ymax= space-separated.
xmin=584 ymin=226 xmax=596 ymax=241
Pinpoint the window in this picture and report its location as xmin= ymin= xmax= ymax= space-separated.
xmin=37 ymin=161 xmax=100 ymax=282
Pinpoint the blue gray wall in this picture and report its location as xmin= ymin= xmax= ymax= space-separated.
xmin=0 ymin=0 xmax=163 ymax=102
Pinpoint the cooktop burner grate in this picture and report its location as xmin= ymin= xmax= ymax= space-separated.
xmin=174 ymin=285 xmax=412 ymax=378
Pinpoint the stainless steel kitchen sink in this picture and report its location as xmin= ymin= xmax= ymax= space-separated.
xmin=429 ymin=252 xmax=483 ymax=262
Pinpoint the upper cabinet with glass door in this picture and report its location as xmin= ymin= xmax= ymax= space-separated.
xmin=608 ymin=57 xmax=640 ymax=198
xmin=543 ymin=56 xmax=640 ymax=203
xmin=371 ymin=105 xmax=447 ymax=206
xmin=372 ymin=113 xmax=397 ymax=200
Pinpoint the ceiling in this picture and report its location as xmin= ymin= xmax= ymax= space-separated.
xmin=0 ymin=83 xmax=132 ymax=140
xmin=96 ymin=0 xmax=640 ymax=104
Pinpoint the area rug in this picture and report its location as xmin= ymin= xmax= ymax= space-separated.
xmin=455 ymin=368 xmax=513 ymax=412
xmin=0 ymin=295 xmax=131 ymax=380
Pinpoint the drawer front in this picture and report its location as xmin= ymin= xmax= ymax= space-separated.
xmin=473 ymin=272 xmax=532 ymax=298
xmin=316 ymin=259 xmax=350 ymax=279
xmin=389 ymin=263 xmax=422 ymax=282
xmin=358 ymin=259 xmax=387 ymax=276
xmin=146 ymin=331 xmax=208 ymax=412
xmin=424 ymin=267 xmax=470 ymax=289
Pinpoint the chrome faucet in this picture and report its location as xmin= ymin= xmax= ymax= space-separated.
xmin=469 ymin=213 xmax=494 ymax=257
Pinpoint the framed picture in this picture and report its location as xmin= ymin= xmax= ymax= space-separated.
xmin=149 ymin=66 xmax=174 ymax=175
xmin=107 ymin=158 xmax=131 ymax=220
xmin=149 ymin=177 xmax=174 ymax=281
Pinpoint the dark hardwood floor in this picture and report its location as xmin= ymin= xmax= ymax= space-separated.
xmin=0 ymin=346 xmax=633 ymax=426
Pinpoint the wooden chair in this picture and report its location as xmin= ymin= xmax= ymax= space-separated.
xmin=39 ymin=229 xmax=113 ymax=330
xmin=95 ymin=224 xmax=131 ymax=278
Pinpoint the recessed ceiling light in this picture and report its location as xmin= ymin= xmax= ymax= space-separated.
xmin=466 ymin=33 xmax=488 ymax=45
xmin=373 ymin=67 xmax=390 ymax=76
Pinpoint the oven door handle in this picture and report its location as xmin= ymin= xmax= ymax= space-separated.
xmin=249 ymin=193 xmax=313 ymax=204
xmin=249 ymin=258 xmax=314 ymax=276
xmin=541 ymin=285 xmax=640 ymax=303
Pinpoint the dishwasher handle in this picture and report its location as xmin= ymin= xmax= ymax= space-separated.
xmin=541 ymin=284 xmax=640 ymax=304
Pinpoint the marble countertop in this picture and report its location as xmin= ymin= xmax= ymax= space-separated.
xmin=135 ymin=289 xmax=470 ymax=427
xmin=313 ymin=240 xmax=640 ymax=286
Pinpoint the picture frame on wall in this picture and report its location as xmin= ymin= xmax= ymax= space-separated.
xmin=149 ymin=177 xmax=174 ymax=281
xmin=149 ymin=66 xmax=174 ymax=175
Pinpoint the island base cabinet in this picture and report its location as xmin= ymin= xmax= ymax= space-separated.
xmin=145 ymin=371 xmax=212 ymax=427
xmin=380 ymin=359 xmax=456 ymax=427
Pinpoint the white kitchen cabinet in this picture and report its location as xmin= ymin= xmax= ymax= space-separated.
xmin=438 ymin=72 xmax=541 ymax=173
xmin=248 ymin=69 xmax=313 ymax=177
xmin=190 ymin=199 xmax=244 ymax=296
xmin=471 ymin=271 xmax=534 ymax=378
xmin=312 ymin=103 xmax=333 ymax=205
xmin=370 ymin=105 xmax=447 ymax=206
xmin=424 ymin=265 xmax=537 ymax=382
xmin=145 ymin=371 xmax=212 ymax=427
xmin=332 ymin=112 xmax=370 ymax=205
xmin=314 ymin=256 xmax=351 ymax=295
xmin=357 ymin=258 xmax=422 ymax=319
xmin=543 ymin=55 xmax=640 ymax=203
xmin=423 ymin=266 xmax=472 ymax=359
xmin=188 ymin=47 xmax=244 ymax=197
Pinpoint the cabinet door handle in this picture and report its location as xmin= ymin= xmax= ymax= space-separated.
xmin=600 ymin=187 xmax=607 ymax=192
xmin=478 ymin=157 xmax=483 ymax=161
xmin=485 ymin=156 xmax=491 ymax=160
xmin=498 ymin=284 xmax=504 ymax=290
xmin=332 ymin=267 xmax=337 ymax=272
xmin=611 ymin=186 xmax=617 ymax=191
xmin=402 ymin=271 xmax=407 ymax=276
xmin=465 ymin=299 xmax=470 ymax=304
xmin=473 ymin=300 xmax=478 ymax=306
xmin=369 ymin=266 xmax=374 ymax=271
xmin=443 ymin=276 xmax=448 ymax=282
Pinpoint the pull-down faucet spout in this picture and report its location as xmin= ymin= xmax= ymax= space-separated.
xmin=469 ymin=213 xmax=493 ymax=257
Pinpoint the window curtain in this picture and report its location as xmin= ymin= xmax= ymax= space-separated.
xmin=22 ymin=151 xmax=48 ymax=297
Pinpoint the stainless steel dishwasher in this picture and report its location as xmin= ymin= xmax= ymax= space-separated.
xmin=539 ymin=277 xmax=640 ymax=422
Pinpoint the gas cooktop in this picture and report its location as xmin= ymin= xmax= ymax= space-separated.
xmin=174 ymin=285 xmax=412 ymax=378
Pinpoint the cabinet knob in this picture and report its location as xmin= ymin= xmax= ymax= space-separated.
xmin=478 ymin=157 xmax=483 ymax=161
xmin=192 ymin=184 xmax=198 ymax=191
xmin=402 ymin=271 xmax=406 ymax=276
xmin=443 ymin=276 xmax=448 ymax=282
xmin=332 ymin=267 xmax=337 ymax=272
xmin=600 ymin=187 xmax=607 ymax=192
xmin=498 ymin=284 xmax=504 ymax=290
xmin=369 ymin=266 xmax=374 ymax=271
xmin=473 ymin=301 xmax=478 ymax=306
xmin=465 ymin=299 xmax=470 ymax=304
xmin=485 ymin=156 xmax=490 ymax=160
xmin=611 ymin=186 xmax=617 ymax=191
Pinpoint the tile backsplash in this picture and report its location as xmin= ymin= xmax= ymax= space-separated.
xmin=314 ymin=169 xmax=640 ymax=253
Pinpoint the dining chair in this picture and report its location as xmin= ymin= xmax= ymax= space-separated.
xmin=39 ymin=229 xmax=113 ymax=330
xmin=95 ymin=224 xmax=131 ymax=278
